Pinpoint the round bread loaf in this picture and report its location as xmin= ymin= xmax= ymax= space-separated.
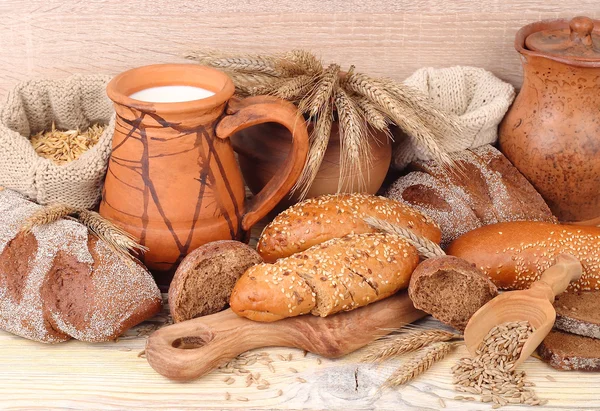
xmin=447 ymin=222 xmax=600 ymax=291
xmin=257 ymin=193 xmax=441 ymax=263
xmin=0 ymin=189 xmax=162 ymax=343
xmin=169 ymin=240 xmax=263 ymax=323
xmin=408 ymin=256 xmax=498 ymax=330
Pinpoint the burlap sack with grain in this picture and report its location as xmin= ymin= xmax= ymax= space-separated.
xmin=393 ymin=66 xmax=515 ymax=169
xmin=0 ymin=75 xmax=114 ymax=209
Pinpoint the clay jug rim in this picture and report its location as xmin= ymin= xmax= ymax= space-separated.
xmin=515 ymin=18 xmax=600 ymax=68
xmin=106 ymin=63 xmax=235 ymax=113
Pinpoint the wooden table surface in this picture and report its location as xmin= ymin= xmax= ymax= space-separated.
xmin=2 ymin=312 xmax=599 ymax=411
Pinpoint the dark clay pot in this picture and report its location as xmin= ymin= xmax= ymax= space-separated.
xmin=232 ymin=121 xmax=392 ymax=212
xmin=499 ymin=17 xmax=600 ymax=223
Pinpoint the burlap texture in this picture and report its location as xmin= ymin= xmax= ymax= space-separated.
xmin=0 ymin=75 xmax=114 ymax=209
xmin=393 ymin=66 xmax=515 ymax=169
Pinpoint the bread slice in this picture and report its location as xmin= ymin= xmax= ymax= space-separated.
xmin=408 ymin=256 xmax=498 ymax=331
xmin=538 ymin=330 xmax=600 ymax=371
xmin=169 ymin=240 xmax=263 ymax=323
xmin=554 ymin=291 xmax=600 ymax=339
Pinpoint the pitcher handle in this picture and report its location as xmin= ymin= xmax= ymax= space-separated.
xmin=215 ymin=95 xmax=309 ymax=230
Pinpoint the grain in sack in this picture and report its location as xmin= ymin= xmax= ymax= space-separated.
xmin=0 ymin=75 xmax=114 ymax=209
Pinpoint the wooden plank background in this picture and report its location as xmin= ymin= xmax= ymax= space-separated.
xmin=0 ymin=0 xmax=599 ymax=99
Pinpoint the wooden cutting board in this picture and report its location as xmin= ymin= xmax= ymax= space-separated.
xmin=145 ymin=292 xmax=425 ymax=381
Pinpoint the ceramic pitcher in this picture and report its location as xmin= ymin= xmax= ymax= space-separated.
xmin=499 ymin=16 xmax=600 ymax=223
xmin=101 ymin=64 xmax=309 ymax=285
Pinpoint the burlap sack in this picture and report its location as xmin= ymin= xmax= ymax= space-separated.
xmin=392 ymin=66 xmax=515 ymax=169
xmin=0 ymin=75 xmax=114 ymax=209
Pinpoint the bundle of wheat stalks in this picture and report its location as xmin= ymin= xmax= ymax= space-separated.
xmin=30 ymin=123 xmax=104 ymax=165
xmin=187 ymin=50 xmax=460 ymax=198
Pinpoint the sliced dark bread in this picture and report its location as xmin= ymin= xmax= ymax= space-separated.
xmin=408 ymin=256 xmax=498 ymax=331
xmin=168 ymin=240 xmax=263 ymax=322
xmin=554 ymin=291 xmax=600 ymax=339
xmin=538 ymin=330 xmax=600 ymax=371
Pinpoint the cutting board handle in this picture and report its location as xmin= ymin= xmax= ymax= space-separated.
xmin=145 ymin=292 xmax=425 ymax=381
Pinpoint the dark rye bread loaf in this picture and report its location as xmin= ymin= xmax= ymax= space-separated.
xmin=408 ymin=256 xmax=498 ymax=330
xmin=231 ymin=232 xmax=419 ymax=322
xmin=257 ymin=193 xmax=441 ymax=263
xmin=168 ymin=240 xmax=263 ymax=322
xmin=385 ymin=145 xmax=556 ymax=247
xmin=554 ymin=291 xmax=600 ymax=339
xmin=538 ymin=330 xmax=600 ymax=371
xmin=0 ymin=189 xmax=162 ymax=343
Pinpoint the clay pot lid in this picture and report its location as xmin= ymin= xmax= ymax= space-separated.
xmin=525 ymin=16 xmax=600 ymax=61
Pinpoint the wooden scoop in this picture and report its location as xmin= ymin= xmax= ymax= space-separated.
xmin=145 ymin=292 xmax=425 ymax=381
xmin=464 ymin=253 xmax=582 ymax=369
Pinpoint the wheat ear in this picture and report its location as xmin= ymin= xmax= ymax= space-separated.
xmin=343 ymin=72 xmax=452 ymax=166
xmin=355 ymin=95 xmax=389 ymax=131
xmin=384 ymin=342 xmax=456 ymax=387
xmin=379 ymin=79 xmax=462 ymax=136
xmin=293 ymin=97 xmax=334 ymax=198
xmin=20 ymin=204 xmax=79 ymax=234
xmin=185 ymin=51 xmax=284 ymax=76
xmin=283 ymin=50 xmax=323 ymax=73
xmin=76 ymin=210 xmax=148 ymax=255
xmin=334 ymin=86 xmax=371 ymax=193
xmin=301 ymin=63 xmax=340 ymax=117
xmin=362 ymin=330 xmax=462 ymax=363
xmin=272 ymin=74 xmax=318 ymax=101
xmin=363 ymin=216 xmax=445 ymax=258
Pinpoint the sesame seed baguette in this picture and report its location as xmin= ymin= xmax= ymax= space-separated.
xmin=257 ymin=193 xmax=441 ymax=263
xmin=446 ymin=221 xmax=600 ymax=291
xmin=230 ymin=232 xmax=419 ymax=322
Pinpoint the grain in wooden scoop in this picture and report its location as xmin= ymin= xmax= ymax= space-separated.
xmin=30 ymin=122 xmax=104 ymax=165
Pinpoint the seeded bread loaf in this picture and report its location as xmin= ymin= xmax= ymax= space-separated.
xmin=231 ymin=232 xmax=419 ymax=322
xmin=385 ymin=145 xmax=556 ymax=246
xmin=0 ymin=189 xmax=162 ymax=343
xmin=408 ymin=256 xmax=498 ymax=330
xmin=257 ymin=193 xmax=441 ymax=263
xmin=169 ymin=240 xmax=263 ymax=322
xmin=554 ymin=291 xmax=600 ymax=339
xmin=446 ymin=222 xmax=600 ymax=291
xmin=538 ymin=330 xmax=600 ymax=371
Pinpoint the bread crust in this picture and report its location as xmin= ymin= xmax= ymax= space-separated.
xmin=229 ymin=263 xmax=316 ymax=322
xmin=447 ymin=222 xmax=600 ymax=290
xmin=168 ymin=240 xmax=262 ymax=322
xmin=257 ymin=193 xmax=440 ymax=263
xmin=231 ymin=233 xmax=419 ymax=322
